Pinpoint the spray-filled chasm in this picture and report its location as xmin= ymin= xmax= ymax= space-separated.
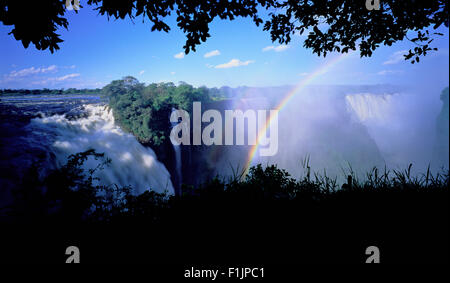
xmin=1 ymin=85 xmax=447 ymax=201
xmin=183 ymin=85 xmax=448 ymax=184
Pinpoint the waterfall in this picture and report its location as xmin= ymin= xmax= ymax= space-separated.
xmin=28 ymin=104 xmax=174 ymax=195
xmin=345 ymin=93 xmax=395 ymax=123
xmin=345 ymin=92 xmax=441 ymax=172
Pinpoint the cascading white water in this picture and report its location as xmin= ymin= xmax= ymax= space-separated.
xmin=345 ymin=93 xmax=395 ymax=123
xmin=254 ymin=87 xmax=443 ymax=182
xmin=170 ymin=108 xmax=182 ymax=185
xmin=28 ymin=104 xmax=174 ymax=195
xmin=345 ymin=92 xmax=442 ymax=172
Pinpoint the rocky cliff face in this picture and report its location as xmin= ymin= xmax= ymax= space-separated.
xmin=433 ymin=87 xmax=449 ymax=169
xmin=154 ymin=99 xmax=255 ymax=195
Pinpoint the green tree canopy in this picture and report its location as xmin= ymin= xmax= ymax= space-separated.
xmin=102 ymin=77 xmax=215 ymax=146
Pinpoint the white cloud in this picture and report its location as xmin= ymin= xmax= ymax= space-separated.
xmin=58 ymin=73 xmax=80 ymax=81
xmin=204 ymin=50 xmax=221 ymax=58
xmin=41 ymin=65 xmax=58 ymax=73
xmin=8 ymin=65 xmax=58 ymax=78
xmin=139 ymin=70 xmax=145 ymax=75
xmin=1 ymin=65 xmax=60 ymax=84
xmin=174 ymin=52 xmax=185 ymax=59
xmin=299 ymin=72 xmax=309 ymax=76
xmin=262 ymin=45 xmax=290 ymax=52
xmin=214 ymin=59 xmax=254 ymax=69
xmin=383 ymin=50 xmax=407 ymax=65
xmin=170 ymin=72 xmax=176 ymax=75
xmin=377 ymin=70 xmax=403 ymax=75
xmin=44 ymin=73 xmax=81 ymax=82
xmin=29 ymin=73 xmax=81 ymax=86
xmin=8 ymin=67 xmax=38 ymax=78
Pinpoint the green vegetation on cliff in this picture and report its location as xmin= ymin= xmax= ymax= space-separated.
xmin=101 ymin=76 xmax=224 ymax=146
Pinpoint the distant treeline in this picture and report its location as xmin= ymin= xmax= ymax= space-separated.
xmin=0 ymin=88 xmax=102 ymax=96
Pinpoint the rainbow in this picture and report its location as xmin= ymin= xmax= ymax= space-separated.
xmin=243 ymin=52 xmax=352 ymax=177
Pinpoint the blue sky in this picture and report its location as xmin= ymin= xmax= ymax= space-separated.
xmin=0 ymin=4 xmax=448 ymax=90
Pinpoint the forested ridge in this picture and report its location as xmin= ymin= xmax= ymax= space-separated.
xmin=101 ymin=76 xmax=225 ymax=146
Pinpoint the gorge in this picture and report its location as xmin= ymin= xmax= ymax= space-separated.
xmin=0 ymin=82 xmax=448 ymax=200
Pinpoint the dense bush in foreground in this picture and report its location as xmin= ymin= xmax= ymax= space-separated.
xmin=5 ymin=149 xmax=447 ymax=223
xmin=0 ymin=150 xmax=448 ymax=263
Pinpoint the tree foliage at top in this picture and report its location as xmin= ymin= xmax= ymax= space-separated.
xmin=0 ymin=0 xmax=448 ymax=63
xmin=264 ymin=0 xmax=448 ymax=63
